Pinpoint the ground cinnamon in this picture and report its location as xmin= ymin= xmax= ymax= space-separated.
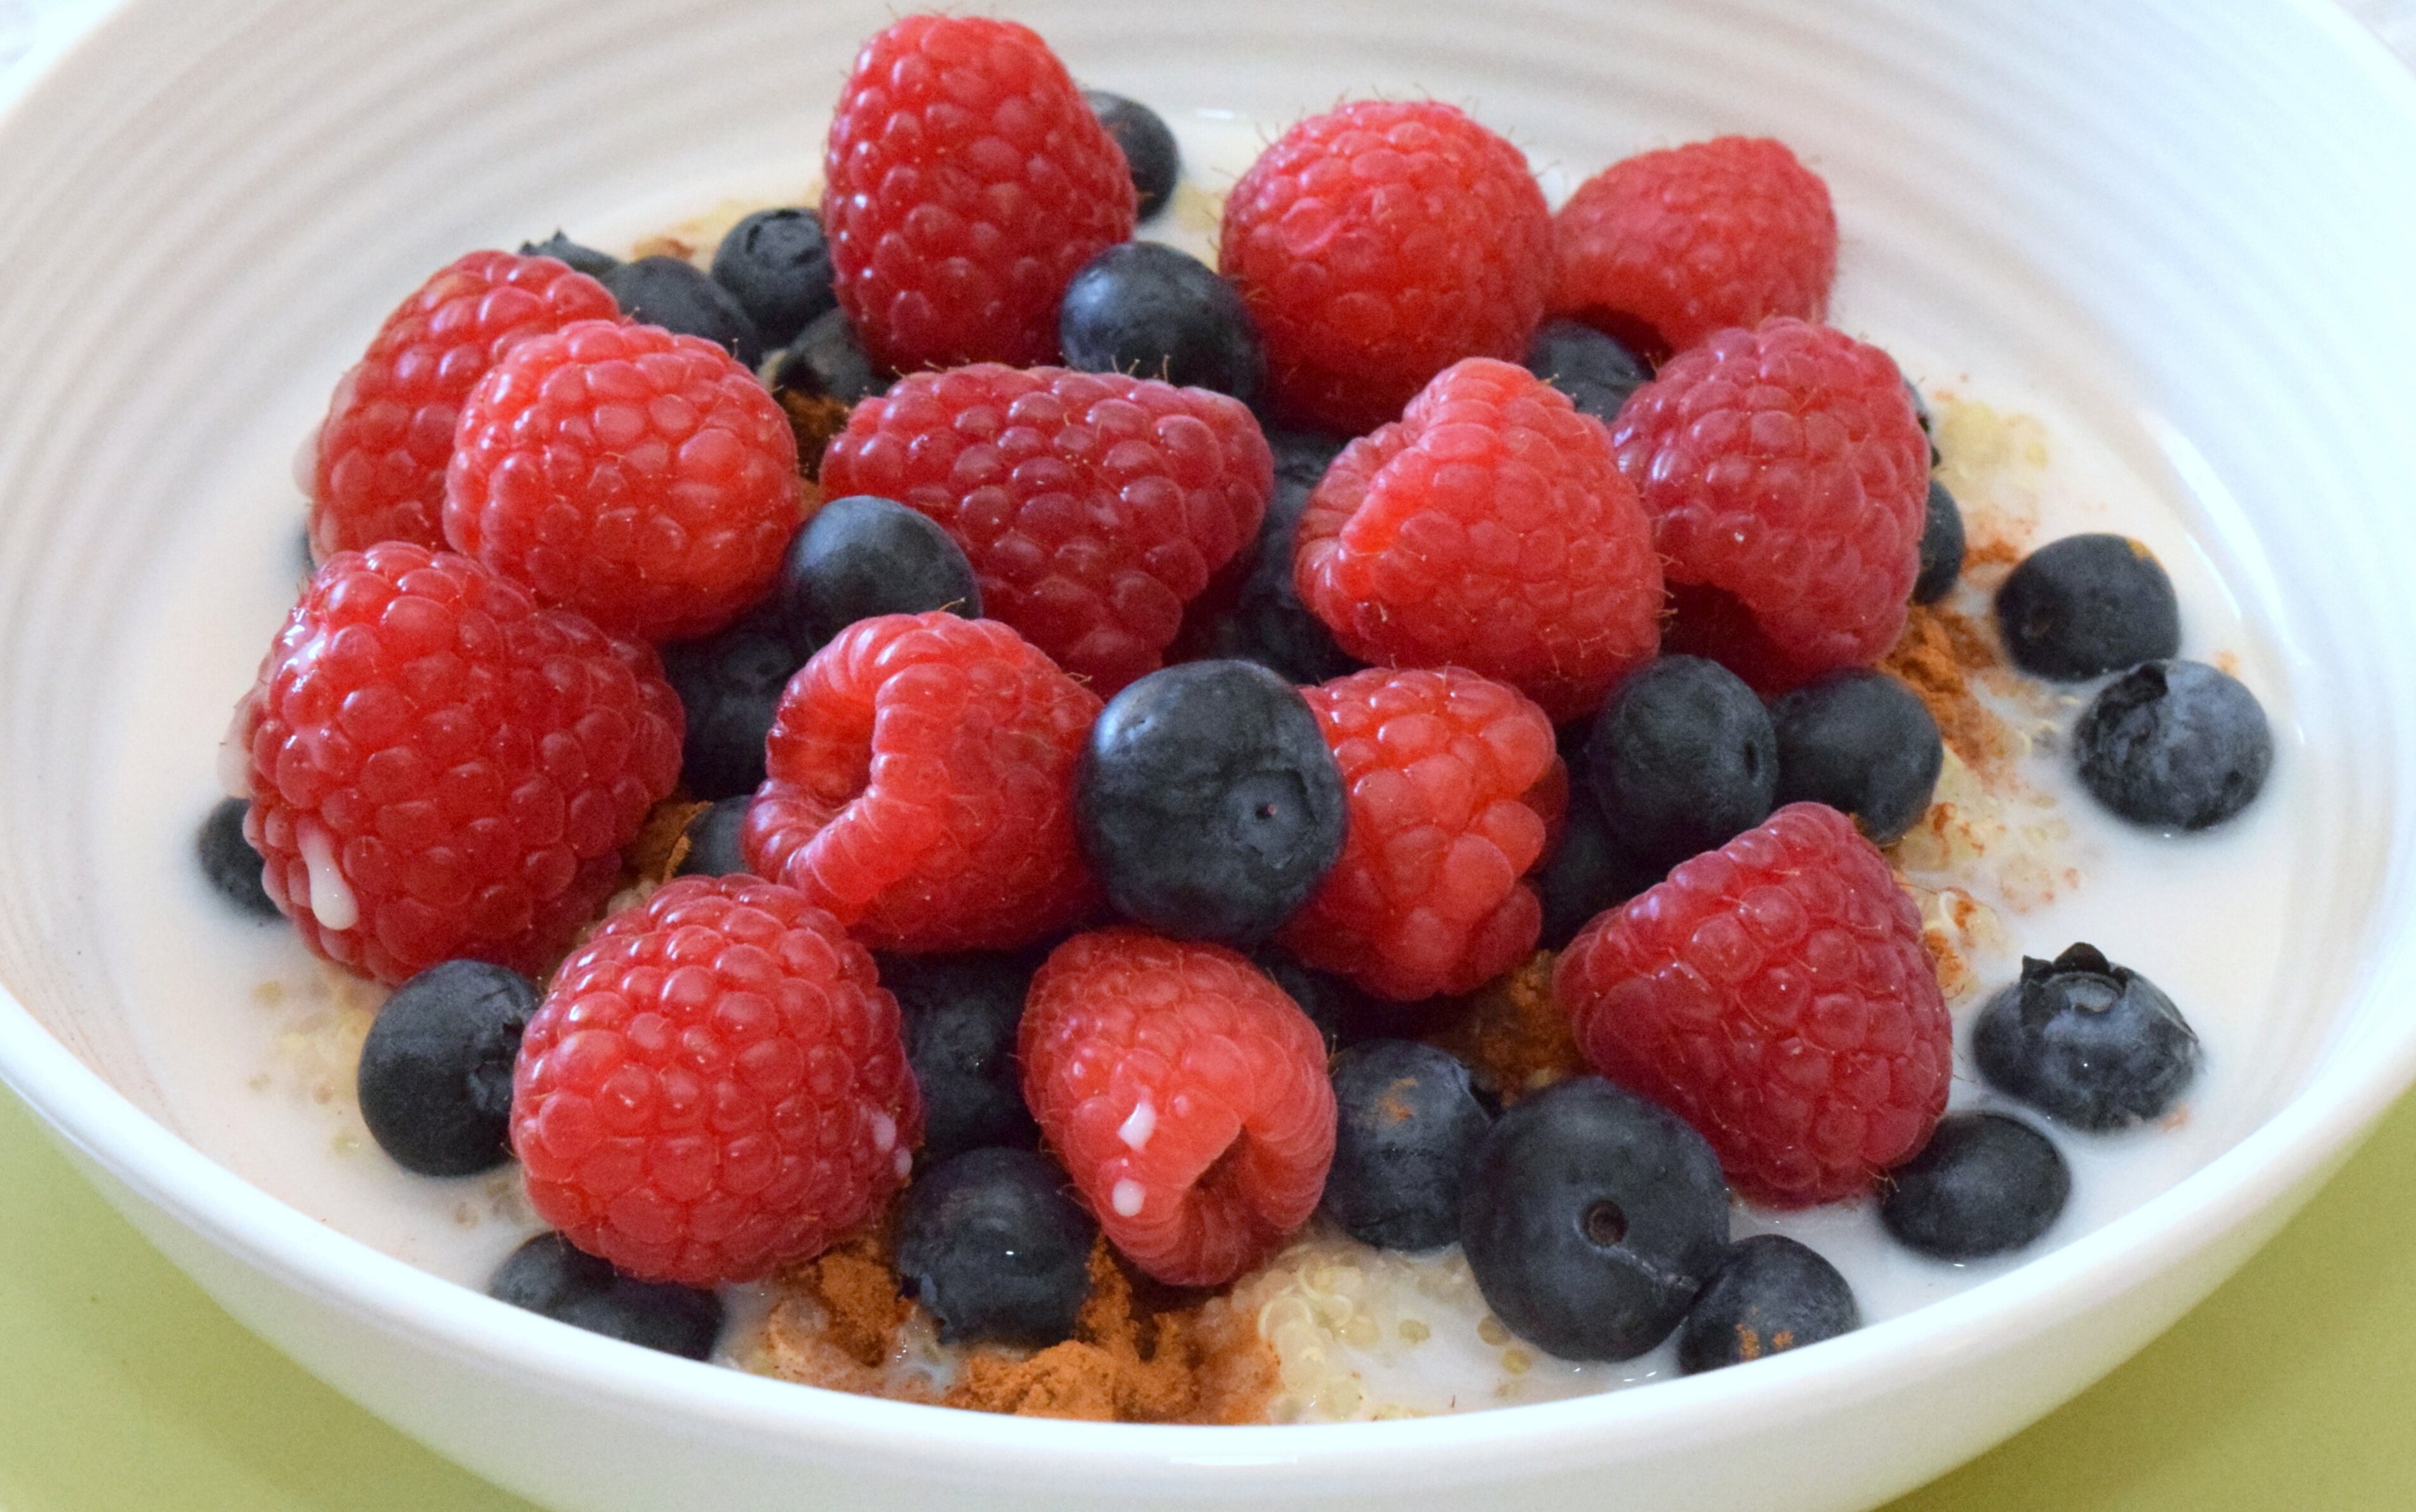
xmin=1880 ymin=599 xmax=2016 ymax=776
xmin=1425 ymin=952 xmax=1584 ymax=1105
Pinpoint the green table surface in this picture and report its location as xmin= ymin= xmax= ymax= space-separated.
xmin=4 ymin=1088 xmax=2415 ymax=1511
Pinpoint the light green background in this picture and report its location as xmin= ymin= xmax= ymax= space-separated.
xmin=3 ymin=1087 xmax=2413 ymax=1510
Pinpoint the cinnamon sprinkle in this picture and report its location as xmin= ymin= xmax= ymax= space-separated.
xmin=1425 ymin=952 xmax=1584 ymax=1106
xmin=1879 ymin=599 xmax=2016 ymax=777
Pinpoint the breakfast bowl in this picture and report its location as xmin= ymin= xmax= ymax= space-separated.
xmin=2 ymin=0 xmax=2414 ymax=1507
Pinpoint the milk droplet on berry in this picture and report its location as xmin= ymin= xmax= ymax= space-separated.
xmin=1118 ymin=1100 xmax=1157 ymax=1150
xmin=1111 ymin=1177 xmax=1147 ymax=1217
xmin=297 ymin=822 xmax=358 ymax=932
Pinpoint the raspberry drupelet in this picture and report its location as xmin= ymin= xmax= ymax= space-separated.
xmin=1292 ymin=358 xmax=1663 ymax=722
xmin=1019 ymin=928 xmax=1336 ymax=1287
xmin=511 ymin=876 xmax=922 ymax=1287
xmin=229 ymin=544 xmax=683 ymax=986
xmin=309 ymin=250 xmax=619 ymax=561
xmin=742 ymin=612 xmax=1101 ymax=953
xmin=821 ymin=15 xmax=1137 ymax=373
xmin=1554 ymin=801 xmax=1950 ymax=1207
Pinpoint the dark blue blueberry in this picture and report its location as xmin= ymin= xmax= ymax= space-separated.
xmin=356 ymin=960 xmax=540 ymax=1177
xmin=1913 ymin=479 xmax=1964 ymax=603
xmin=878 ymin=951 xmax=1040 ymax=1165
xmin=517 ymin=230 xmax=619 ymax=280
xmin=772 ymin=309 xmax=891 ymax=478
xmin=1059 ymin=242 xmax=1264 ymax=405
xmin=1585 ymin=656 xmax=1778 ymax=876
xmin=1994 ymin=533 xmax=2181 ymax=681
xmin=1322 ymin=1041 xmax=1493 ymax=1252
xmin=1535 ymin=780 xmax=1655 ymax=949
xmin=1077 ymin=660 xmax=1348 ymax=944
xmin=599 ymin=255 xmax=764 ymax=368
xmin=1184 ymin=429 xmax=1359 ymax=685
xmin=1973 ymin=942 xmax=2201 ymax=1132
xmin=198 ymin=797 xmax=280 ymax=920
xmin=1085 ymin=90 xmax=1180 ymax=220
xmin=708 ymin=207 xmax=835 ymax=349
xmin=674 ymin=795 xmax=754 ymax=879
xmin=490 ymin=1231 xmax=723 ymax=1359
xmin=1255 ymin=945 xmax=1362 ymax=1051
xmin=776 ymin=494 xmax=981 ymax=652
xmin=1676 ymin=1234 xmax=1860 ymax=1374
xmin=1524 ymin=318 xmax=1651 ymax=425
xmin=1769 ymin=669 xmax=1943 ymax=846
xmin=2072 ymin=659 xmax=2271 ymax=831
xmin=1459 ymin=1076 xmax=1730 ymax=1360
xmin=895 ymin=1147 xmax=1096 ymax=1346
xmin=1880 ymin=1111 xmax=2069 ymax=1261
xmin=657 ymin=607 xmax=805 ymax=801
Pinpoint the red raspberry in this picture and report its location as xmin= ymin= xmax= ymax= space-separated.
xmin=511 ymin=876 xmax=921 ymax=1286
xmin=1221 ymin=101 xmax=1555 ymax=435
xmin=821 ymin=15 xmax=1136 ymax=373
xmin=1292 ymin=358 xmax=1662 ymax=721
xmin=309 ymin=251 xmax=619 ymax=560
xmin=1610 ymin=318 xmax=1929 ymax=694
xmin=742 ymin=612 xmax=1100 ymax=953
xmin=230 ymin=544 xmax=683 ymax=986
xmin=1553 ymin=802 xmax=1949 ymax=1207
xmin=1019 ymin=928 xmax=1334 ymax=1287
xmin=817 ymin=366 xmax=1272 ymax=693
xmin=1277 ymin=667 xmax=1558 ymax=1002
xmin=1552 ymin=136 xmax=1836 ymax=361
xmin=443 ymin=319 xmax=803 ymax=643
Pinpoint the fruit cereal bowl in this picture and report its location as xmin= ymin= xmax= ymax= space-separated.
xmin=1 ymin=0 xmax=2413 ymax=1508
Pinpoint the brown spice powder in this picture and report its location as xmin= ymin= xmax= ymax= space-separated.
xmin=1426 ymin=951 xmax=1584 ymax=1106
xmin=1880 ymin=601 xmax=2016 ymax=777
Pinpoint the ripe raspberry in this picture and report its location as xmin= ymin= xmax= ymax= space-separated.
xmin=1553 ymin=137 xmax=1836 ymax=361
xmin=1277 ymin=667 xmax=1559 ymax=1002
xmin=1019 ymin=928 xmax=1334 ymax=1287
xmin=1554 ymin=801 xmax=1950 ymax=1207
xmin=309 ymin=251 xmax=619 ymax=560
xmin=1220 ymin=100 xmax=1555 ymax=435
xmin=742 ymin=612 xmax=1100 ymax=953
xmin=230 ymin=544 xmax=682 ymax=986
xmin=818 ymin=365 xmax=1272 ymax=692
xmin=444 ymin=319 xmax=803 ymax=643
xmin=1293 ymin=358 xmax=1661 ymax=721
xmin=1610 ymin=318 xmax=1929 ymax=693
xmin=511 ymin=876 xmax=920 ymax=1286
xmin=821 ymin=15 xmax=1136 ymax=373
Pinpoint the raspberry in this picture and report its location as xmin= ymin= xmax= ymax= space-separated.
xmin=1220 ymin=101 xmax=1555 ymax=435
xmin=309 ymin=251 xmax=619 ymax=560
xmin=229 ymin=544 xmax=683 ymax=986
xmin=444 ymin=319 xmax=804 ymax=643
xmin=1553 ymin=802 xmax=1950 ymax=1207
xmin=1609 ymin=319 xmax=1929 ymax=693
xmin=1018 ymin=928 xmax=1334 ymax=1286
xmin=821 ymin=15 xmax=1136 ymax=373
xmin=1277 ymin=667 xmax=1559 ymax=1002
xmin=817 ymin=365 xmax=1272 ymax=692
xmin=511 ymin=876 xmax=920 ymax=1286
xmin=742 ymin=612 xmax=1100 ymax=953
xmin=1292 ymin=358 xmax=1662 ymax=721
xmin=1553 ymin=137 xmax=1836 ymax=361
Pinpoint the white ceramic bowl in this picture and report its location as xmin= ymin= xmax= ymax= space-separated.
xmin=4 ymin=1 xmax=2416 ymax=1508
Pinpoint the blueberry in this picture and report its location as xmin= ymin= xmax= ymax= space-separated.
xmin=1183 ymin=429 xmax=1359 ymax=685
xmin=1880 ymin=1111 xmax=2069 ymax=1260
xmin=772 ymin=307 xmax=889 ymax=406
xmin=1459 ymin=1076 xmax=1730 ymax=1361
xmin=777 ymin=495 xmax=981 ymax=651
xmin=1913 ymin=479 xmax=1964 ymax=603
xmin=518 ymin=230 xmax=619 ymax=280
xmin=490 ymin=1231 xmax=723 ymax=1359
xmin=1322 ymin=1041 xmax=1492 ymax=1252
xmin=1585 ymin=656 xmax=1778 ymax=876
xmin=657 ymin=608 xmax=805 ymax=801
xmin=1973 ymin=942 xmax=2201 ymax=1132
xmin=1059 ymin=243 xmax=1265 ymax=405
xmin=1524 ymin=318 xmax=1651 ymax=425
xmin=895 ymin=1147 xmax=1096 ymax=1347
xmin=1994 ymin=533 xmax=2182 ymax=681
xmin=1535 ymin=780 xmax=1655 ymax=949
xmin=674 ymin=795 xmax=753 ymax=879
xmin=1769 ymin=669 xmax=1943 ymax=845
xmin=1077 ymin=660 xmax=1348 ymax=944
xmin=2072 ymin=659 xmax=2272 ymax=831
xmin=878 ymin=951 xmax=1040 ymax=1165
xmin=356 ymin=960 xmax=540 ymax=1177
xmin=1255 ymin=945 xmax=1362 ymax=1052
xmin=599 ymin=255 xmax=764 ymax=368
xmin=197 ymin=797 xmax=279 ymax=920
xmin=708 ymin=207 xmax=835 ymax=349
xmin=1676 ymin=1234 xmax=1859 ymax=1374
xmin=1085 ymin=90 xmax=1180 ymax=220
